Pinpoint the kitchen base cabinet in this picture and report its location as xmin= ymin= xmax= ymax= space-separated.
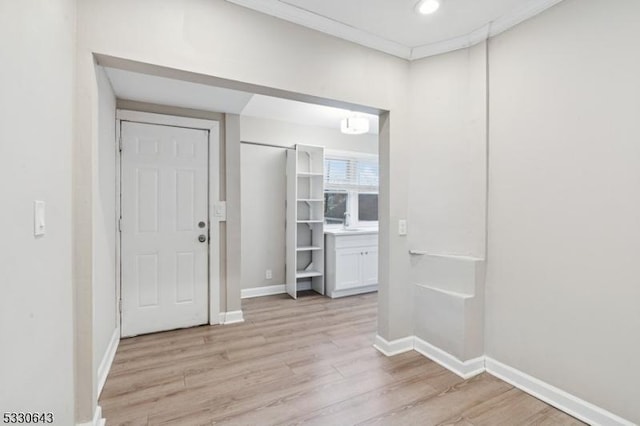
xmin=325 ymin=231 xmax=378 ymax=298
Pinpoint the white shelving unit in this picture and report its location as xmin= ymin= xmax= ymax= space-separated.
xmin=286 ymin=144 xmax=325 ymax=299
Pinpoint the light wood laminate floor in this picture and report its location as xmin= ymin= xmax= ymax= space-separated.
xmin=100 ymin=292 xmax=584 ymax=425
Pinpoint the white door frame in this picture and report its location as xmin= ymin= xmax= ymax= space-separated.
xmin=115 ymin=110 xmax=222 ymax=331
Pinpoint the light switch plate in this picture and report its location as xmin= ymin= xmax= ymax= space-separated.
xmin=34 ymin=200 xmax=46 ymax=236
xmin=398 ymin=219 xmax=407 ymax=236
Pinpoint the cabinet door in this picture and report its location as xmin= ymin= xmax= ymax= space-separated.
xmin=335 ymin=247 xmax=362 ymax=291
xmin=361 ymin=246 xmax=378 ymax=286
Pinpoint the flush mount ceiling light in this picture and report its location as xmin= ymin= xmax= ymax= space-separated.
xmin=340 ymin=116 xmax=370 ymax=135
xmin=416 ymin=0 xmax=441 ymax=15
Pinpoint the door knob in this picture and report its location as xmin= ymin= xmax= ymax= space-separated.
xmin=198 ymin=235 xmax=207 ymax=243
xmin=198 ymin=221 xmax=206 ymax=228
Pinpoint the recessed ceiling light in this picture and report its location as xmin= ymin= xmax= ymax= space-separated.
xmin=416 ymin=0 xmax=440 ymax=15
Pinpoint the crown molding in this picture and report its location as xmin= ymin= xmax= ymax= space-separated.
xmin=226 ymin=0 xmax=410 ymax=59
xmin=411 ymin=0 xmax=565 ymax=59
xmin=489 ymin=0 xmax=565 ymax=38
xmin=226 ymin=0 xmax=565 ymax=61
xmin=410 ymin=24 xmax=491 ymax=60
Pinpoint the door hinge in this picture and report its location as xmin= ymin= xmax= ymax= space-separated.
xmin=118 ymin=299 xmax=122 ymax=313
xmin=118 ymin=135 xmax=123 ymax=152
xmin=118 ymin=217 xmax=122 ymax=233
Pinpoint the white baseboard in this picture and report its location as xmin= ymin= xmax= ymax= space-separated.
xmin=218 ymin=310 xmax=244 ymax=325
xmin=374 ymin=335 xmax=484 ymax=379
xmin=413 ymin=337 xmax=485 ymax=379
xmin=97 ymin=328 xmax=120 ymax=397
xmin=328 ymin=285 xmax=377 ymax=299
xmin=373 ymin=335 xmax=414 ymax=356
xmin=241 ymin=284 xmax=286 ymax=299
xmin=485 ymin=357 xmax=634 ymax=426
xmin=77 ymin=405 xmax=104 ymax=426
xmin=374 ymin=338 xmax=633 ymax=424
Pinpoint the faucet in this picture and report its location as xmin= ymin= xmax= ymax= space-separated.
xmin=343 ymin=212 xmax=351 ymax=229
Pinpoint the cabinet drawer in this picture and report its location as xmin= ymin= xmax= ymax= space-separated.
xmin=333 ymin=234 xmax=378 ymax=249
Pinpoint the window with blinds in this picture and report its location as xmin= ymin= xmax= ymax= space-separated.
xmin=324 ymin=151 xmax=379 ymax=226
xmin=324 ymin=153 xmax=379 ymax=192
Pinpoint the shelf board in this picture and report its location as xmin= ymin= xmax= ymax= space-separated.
xmin=296 ymin=246 xmax=322 ymax=251
xmin=297 ymin=172 xmax=323 ymax=177
xmin=296 ymin=270 xmax=323 ymax=279
xmin=297 ymin=220 xmax=323 ymax=223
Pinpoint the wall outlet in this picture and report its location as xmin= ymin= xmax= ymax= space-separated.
xmin=398 ymin=219 xmax=407 ymax=236
xmin=265 ymin=269 xmax=273 ymax=280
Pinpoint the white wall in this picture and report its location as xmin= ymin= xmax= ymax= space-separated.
xmin=404 ymin=1 xmax=640 ymax=421
xmin=408 ymin=42 xmax=487 ymax=259
xmin=240 ymin=143 xmax=287 ymax=289
xmin=486 ymin=0 xmax=640 ymax=422
xmin=241 ymin=116 xmax=378 ymax=154
xmin=93 ymin=66 xmax=118 ymax=394
xmin=0 ymin=0 xmax=76 ymax=424
xmin=240 ymin=116 xmax=377 ymax=290
xmin=407 ymin=42 xmax=487 ymax=365
xmin=225 ymin=114 xmax=242 ymax=312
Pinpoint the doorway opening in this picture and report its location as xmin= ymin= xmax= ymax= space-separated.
xmin=93 ymin=57 xmax=388 ymax=390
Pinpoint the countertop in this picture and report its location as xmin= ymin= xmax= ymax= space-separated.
xmin=324 ymin=227 xmax=379 ymax=236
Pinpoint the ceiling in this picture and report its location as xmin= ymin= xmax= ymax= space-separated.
xmin=104 ymin=67 xmax=378 ymax=133
xmin=226 ymin=0 xmax=564 ymax=59
xmin=242 ymin=94 xmax=378 ymax=133
xmin=105 ymin=67 xmax=254 ymax=114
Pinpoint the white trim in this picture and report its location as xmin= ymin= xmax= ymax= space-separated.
xmin=226 ymin=0 xmax=565 ymax=60
xmin=328 ymin=285 xmax=377 ymax=299
xmin=208 ymin=121 xmax=221 ymax=325
xmin=413 ymin=337 xmax=485 ymax=379
xmin=218 ymin=310 xmax=245 ymax=325
xmin=410 ymin=25 xmax=490 ymax=59
xmin=76 ymin=406 xmax=105 ymax=426
xmin=373 ymin=335 xmax=414 ymax=357
xmin=116 ymin=110 xmax=219 ymax=130
xmin=409 ymin=0 xmax=566 ymax=59
xmin=241 ymin=284 xmax=286 ymax=299
xmin=116 ymin=110 xmax=221 ymax=328
xmin=324 ymin=149 xmax=378 ymax=161
xmin=485 ymin=358 xmax=635 ymax=426
xmin=488 ymin=0 xmax=565 ymax=39
xmin=115 ymin=119 xmax=122 ymax=332
xmin=225 ymin=0 xmax=410 ymax=59
xmin=96 ymin=328 xmax=119 ymax=397
xmin=373 ymin=336 xmax=634 ymax=425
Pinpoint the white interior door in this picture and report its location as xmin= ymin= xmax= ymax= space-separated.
xmin=121 ymin=121 xmax=209 ymax=337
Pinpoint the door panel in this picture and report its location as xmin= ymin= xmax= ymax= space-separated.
xmin=121 ymin=121 xmax=209 ymax=337
xmin=361 ymin=247 xmax=378 ymax=286
xmin=335 ymin=247 xmax=362 ymax=291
